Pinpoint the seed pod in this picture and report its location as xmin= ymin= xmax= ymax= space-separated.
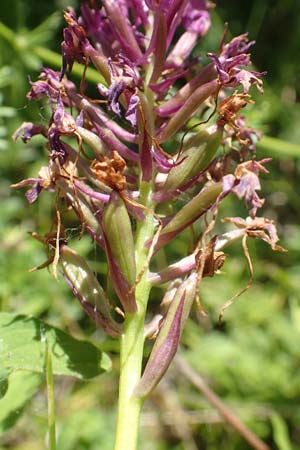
xmin=154 ymin=182 xmax=222 ymax=251
xmin=60 ymin=245 xmax=122 ymax=337
xmin=77 ymin=126 xmax=108 ymax=157
xmin=102 ymin=191 xmax=137 ymax=312
xmin=135 ymin=273 xmax=197 ymax=398
xmin=162 ymin=123 xmax=223 ymax=192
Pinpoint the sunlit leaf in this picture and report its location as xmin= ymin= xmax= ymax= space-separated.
xmin=0 ymin=312 xmax=111 ymax=380
xmin=271 ymin=413 xmax=293 ymax=450
xmin=0 ymin=371 xmax=41 ymax=434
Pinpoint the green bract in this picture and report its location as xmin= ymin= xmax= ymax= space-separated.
xmin=60 ymin=245 xmax=122 ymax=337
xmin=102 ymin=192 xmax=136 ymax=288
xmin=163 ymin=123 xmax=224 ymax=192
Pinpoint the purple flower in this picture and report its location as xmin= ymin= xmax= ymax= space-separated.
xmin=223 ymin=216 xmax=286 ymax=252
xmin=207 ymin=33 xmax=266 ymax=93
xmin=11 ymin=166 xmax=55 ymax=203
xmin=27 ymin=68 xmax=62 ymax=102
xmin=222 ymin=159 xmax=271 ymax=217
xmin=182 ymin=0 xmax=212 ymax=35
xmin=13 ymin=122 xmax=47 ymax=143
xmin=11 ymin=177 xmax=43 ymax=204
xmin=101 ymin=0 xmax=144 ymax=62
xmin=13 ymin=0 xmax=283 ymax=386
xmin=125 ymin=92 xmax=140 ymax=127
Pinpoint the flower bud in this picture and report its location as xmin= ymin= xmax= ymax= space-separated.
xmin=60 ymin=245 xmax=122 ymax=337
xmin=102 ymin=0 xmax=143 ymax=62
xmin=162 ymin=123 xmax=223 ymax=192
xmin=102 ymin=191 xmax=137 ymax=312
xmin=149 ymin=13 xmax=167 ymax=85
xmin=135 ymin=274 xmax=197 ymax=398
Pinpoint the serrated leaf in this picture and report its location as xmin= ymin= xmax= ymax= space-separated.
xmin=0 ymin=313 xmax=111 ymax=380
xmin=0 ymin=371 xmax=41 ymax=434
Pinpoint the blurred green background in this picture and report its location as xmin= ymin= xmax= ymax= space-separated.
xmin=1 ymin=0 xmax=300 ymax=449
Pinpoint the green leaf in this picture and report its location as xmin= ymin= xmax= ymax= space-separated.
xmin=271 ymin=413 xmax=294 ymax=450
xmin=0 ymin=367 xmax=11 ymax=399
xmin=0 ymin=312 xmax=111 ymax=380
xmin=0 ymin=371 xmax=41 ymax=434
xmin=56 ymin=408 xmax=116 ymax=450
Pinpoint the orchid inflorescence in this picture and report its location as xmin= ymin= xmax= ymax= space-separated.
xmin=14 ymin=0 xmax=284 ymax=399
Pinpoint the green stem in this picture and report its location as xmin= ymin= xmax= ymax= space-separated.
xmin=113 ymin=183 xmax=155 ymax=450
xmin=46 ymin=345 xmax=56 ymax=450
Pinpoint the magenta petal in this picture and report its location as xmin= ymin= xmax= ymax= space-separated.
xmin=13 ymin=122 xmax=47 ymax=143
xmin=102 ymin=0 xmax=143 ymax=62
xmin=125 ymin=93 xmax=140 ymax=128
xmin=80 ymin=103 xmax=139 ymax=162
xmin=152 ymin=147 xmax=177 ymax=173
xmin=25 ymin=185 xmax=43 ymax=204
xmin=11 ymin=177 xmax=44 ymax=204
xmin=148 ymin=254 xmax=196 ymax=284
xmin=73 ymin=180 xmax=110 ymax=203
xmin=149 ymin=68 xmax=189 ymax=99
xmin=182 ymin=5 xmax=211 ymax=36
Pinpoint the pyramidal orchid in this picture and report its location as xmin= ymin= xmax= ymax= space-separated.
xmin=13 ymin=1 xmax=284 ymax=449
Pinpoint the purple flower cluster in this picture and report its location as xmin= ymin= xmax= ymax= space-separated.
xmin=13 ymin=1 xmax=283 ymax=397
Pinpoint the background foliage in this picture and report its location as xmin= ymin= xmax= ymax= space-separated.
xmin=1 ymin=0 xmax=300 ymax=449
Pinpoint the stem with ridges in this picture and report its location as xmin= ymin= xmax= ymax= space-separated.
xmin=113 ymin=182 xmax=155 ymax=450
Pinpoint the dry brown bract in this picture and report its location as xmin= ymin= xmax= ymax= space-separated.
xmin=90 ymin=151 xmax=127 ymax=191
xmin=218 ymin=93 xmax=253 ymax=136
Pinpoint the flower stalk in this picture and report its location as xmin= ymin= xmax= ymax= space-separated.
xmin=114 ymin=183 xmax=155 ymax=450
xmin=13 ymin=1 xmax=284 ymax=449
